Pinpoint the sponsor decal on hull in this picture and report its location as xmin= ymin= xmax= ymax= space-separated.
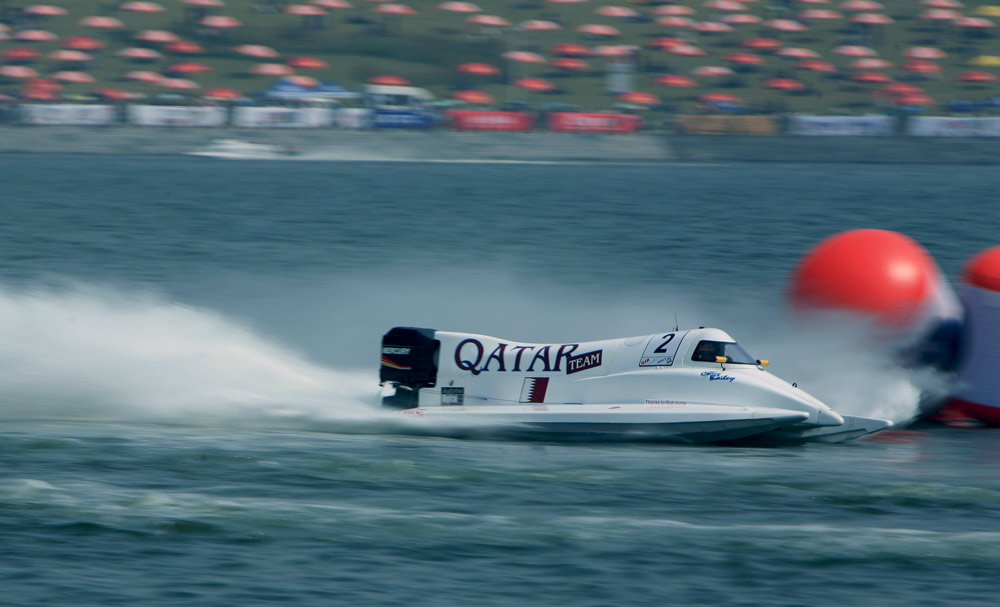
xmin=454 ymin=339 xmax=604 ymax=376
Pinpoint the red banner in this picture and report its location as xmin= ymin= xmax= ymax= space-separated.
xmin=547 ymin=112 xmax=641 ymax=133
xmin=445 ymin=110 xmax=535 ymax=131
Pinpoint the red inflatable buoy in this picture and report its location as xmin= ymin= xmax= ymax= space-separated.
xmin=789 ymin=229 xmax=959 ymax=330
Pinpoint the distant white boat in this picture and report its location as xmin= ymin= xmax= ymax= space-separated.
xmin=186 ymin=139 xmax=301 ymax=159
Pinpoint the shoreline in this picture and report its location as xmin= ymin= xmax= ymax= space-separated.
xmin=3 ymin=126 xmax=1000 ymax=163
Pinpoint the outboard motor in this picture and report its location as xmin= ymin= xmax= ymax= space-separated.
xmin=379 ymin=327 xmax=439 ymax=409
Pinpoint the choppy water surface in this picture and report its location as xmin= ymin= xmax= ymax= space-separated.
xmin=1 ymin=154 xmax=998 ymax=606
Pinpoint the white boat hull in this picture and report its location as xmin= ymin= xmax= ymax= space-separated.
xmin=396 ymin=403 xmax=811 ymax=443
xmin=379 ymin=326 xmax=894 ymax=444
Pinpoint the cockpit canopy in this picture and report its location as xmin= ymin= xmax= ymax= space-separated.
xmin=691 ymin=340 xmax=756 ymax=364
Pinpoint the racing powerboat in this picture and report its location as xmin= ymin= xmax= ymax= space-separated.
xmin=378 ymin=326 xmax=892 ymax=444
xmin=186 ymin=139 xmax=301 ymax=159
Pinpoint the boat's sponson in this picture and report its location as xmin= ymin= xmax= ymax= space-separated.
xmin=377 ymin=326 xmax=893 ymax=436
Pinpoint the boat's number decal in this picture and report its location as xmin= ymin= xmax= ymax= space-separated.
xmin=639 ymin=331 xmax=687 ymax=367
xmin=652 ymin=334 xmax=674 ymax=354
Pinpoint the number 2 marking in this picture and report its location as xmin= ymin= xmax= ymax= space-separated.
xmin=653 ymin=334 xmax=675 ymax=354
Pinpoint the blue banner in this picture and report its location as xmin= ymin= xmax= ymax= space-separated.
xmin=372 ymin=109 xmax=434 ymax=129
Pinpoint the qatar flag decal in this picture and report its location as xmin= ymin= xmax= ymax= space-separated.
xmin=520 ymin=377 xmax=550 ymax=403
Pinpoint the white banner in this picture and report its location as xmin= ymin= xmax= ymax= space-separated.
xmin=231 ymin=107 xmax=334 ymax=128
xmin=789 ymin=115 xmax=896 ymax=136
xmin=19 ymin=104 xmax=116 ymax=126
xmin=907 ymin=116 xmax=1000 ymax=137
xmin=127 ymin=105 xmax=228 ymax=127
xmin=336 ymin=108 xmax=372 ymax=129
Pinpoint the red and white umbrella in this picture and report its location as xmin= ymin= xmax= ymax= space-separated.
xmin=721 ymin=14 xmax=763 ymax=24
xmin=920 ymin=0 xmax=962 ymax=7
xmin=549 ymin=57 xmax=589 ymax=70
xmin=919 ymin=8 xmax=962 ymax=20
xmin=667 ymin=44 xmax=707 ymax=56
xmin=184 ymin=0 xmax=227 ymax=6
xmin=956 ymin=70 xmax=998 ymax=82
xmin=692 ymin=65 xmax=735 ymax=76
xmin=799 ymin=8 xmax=842 ymax=19
xmin=551 ymin=43 xmax=590 ymax=56
xmin=252 ymin=63 xmax=295 ymax=76
xmin=203 ymin=88 xmax=245 ymax=100
xmin=92 ymin=88 xmax=135 ymax=100
xmin=438 ymin=1 xmax=481 ymax=11
xmin=452 ymin=90 xmax=495 ymax=103
xmin=285 ymin=75 xmax=320 ymax=87
xmin=117 ymin=47 xmax=163 ymax=60
xmin=120 ymin=1 xmax=167 ymax=12
xmin=520 ymin=19 xmax=562 ymax=30
xmin=513 ymin=77 xmax=555 ymax=91
xmin=903 ymin=46 xmax=947 ymax=59
xmin=742 ymin=37 xmax=782 ymax=50
xmin=833 ymin=44 xmax=877 ymax=56
xmin=457 ymin=62 xmax=501 ymax=75
xmin=797 ymin=59 xmax=837 ymax=71
xmin=765 ymin=19 xmax=809 ymax=31
xmin=851 ymin=71 xmax=893 ymax=82
xmin=777 ymin=47 xmax=820 ymax=58
xmin=235 ymin=44 xmax=280 ymax=58
xmin=594 ymin=5 xmax=640 ymax=18
xmin=839 ymin=0 xmax=882 ymax=9
xmin=764 ymin=77 xmax=806 ymax=90
xmin=198 ymin=15 xmax=243 ymax=27
xmin=23 ymin=5 xmax=69 ymax=16
xmin=158 ymin=78 xmax=200 ymax=89
xmin=136 ymin=30 xmax=181 ymax=42
xmin=849 ymin=57 xmax=892 ymax=68
xmin=592 ymin=44 xmax=637 ymax=56
xmin=167 ymin=61 xmax=213 ymax=74
xmin=124 ymin=70 xmax=164 ymax=82
xmin=0 ymin=65 xmax=40 ymax=78
xmin=902 ymin=59 xmax=941 ymax=73
xmin=369 ymin=74 xmax=410 ymax=85
xmin=467 ymin=14 xmax=510 ymax=26
xmin=704 ymin=0 xmax=748 ymax=10
xmin=618 ymin=91 xmax=659 ymax=104
xmin=576 ymin=24 xmax=621 ymax=36
xmin=3 ymin=47 xmax=42 ymax=61
xmin=851 ymin=12 xmax=894 ymax=24
xmin=14 ymin=29 xmax=58 ymax=41
xmin=502 ymin=51 xmax=546 ymax=63
xmin=374 ymin=4 xmax=418 ymax=14
xmin=52 ymin=71 xmax=96 ymax=83
xmin=79 ymin=16 xmax=125 ymax=28
xmin=312 ymin=0 xmax=352 ymax=7
xmin=954 ymin=17 xmax=996 ymax=27
xmin=699 ymin=92 xmax=743 ymax=103
xmin=287 ymin=56 xmax=330 ymax=69
xmin=655 ymin=74 xmax=698 ymax=87
xmin=695 ymin=21 xmax=734 ymax=32
xmin=165 ymin=41 xmax=205 ymax=53
xmin=656 ymin=17 xmax=695 ymax=27
xmin=649 ymin=37 xmax=686 ymax=50
xmin=62 ymin=35 xmax=105 ymax=50
xmin=284 ymin=4 xmax=328 ymax=14
xmin=49 ymin=50 xmax=92 ymax=62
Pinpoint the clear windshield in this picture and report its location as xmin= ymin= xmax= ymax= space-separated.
xmin=691 ymin=340 xmax=757 ymax=364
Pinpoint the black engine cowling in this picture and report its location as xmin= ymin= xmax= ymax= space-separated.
xmin=379 ymin=327 xmax=439 ymax=409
